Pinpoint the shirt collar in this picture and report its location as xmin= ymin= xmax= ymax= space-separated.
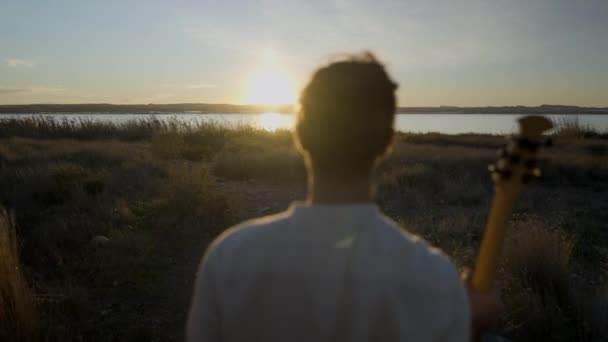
xmin=289 ymin=201 xmax=380 ymax=217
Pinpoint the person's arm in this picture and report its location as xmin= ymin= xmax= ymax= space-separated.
xmin=437 ymin=269 xmax=501 ymax=342
xmin=186 ymin=249 xmax=222 ymax=342
xmin=462 ymin=270 xmax=502 ymax=342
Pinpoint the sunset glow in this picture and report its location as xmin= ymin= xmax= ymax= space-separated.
xmin=1 ymin=2 xmax=607 ymax=106
xmin=245 ymin=48 xmax=296 ymax=106
xmin=257 ymin=112 xmax=293 ymax=131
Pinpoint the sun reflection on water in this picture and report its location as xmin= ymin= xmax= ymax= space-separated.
xmin=257 ymin=112 xmax=294 ymax=131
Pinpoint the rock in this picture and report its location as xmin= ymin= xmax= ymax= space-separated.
xmin=90 ymin=235 xmax=111 ymax=248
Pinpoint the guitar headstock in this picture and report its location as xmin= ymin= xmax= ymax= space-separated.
xmin=489 ymin=116 xmax=553 ymax=197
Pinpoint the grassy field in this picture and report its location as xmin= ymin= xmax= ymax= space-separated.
xmin=0 ymin=117 xmax=607 ymax=341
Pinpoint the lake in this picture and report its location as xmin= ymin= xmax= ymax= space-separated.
xmin=0 ymin=113 xmax=606 ymax=134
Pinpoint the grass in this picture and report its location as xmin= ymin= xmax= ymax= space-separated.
xmin=0 ymin=134 xmax=235 ymax=340
xmin=0 ymin=117 xmax=606 ymax=341
xmin=553 ymin=117 xmax=608 ymax=139
xmin=0 ymin=207 xmax=37 ymax=342
xmin=212 ymin=132 xmax=305 ymax=181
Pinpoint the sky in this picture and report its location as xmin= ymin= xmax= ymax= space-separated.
xmin=1 ymin=0 xmax=607 ymax=106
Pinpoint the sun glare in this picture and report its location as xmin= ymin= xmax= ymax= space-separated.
xmin=245 ymin=48 xmax=296 ymax=106
xmin=257 ymin=112 xmax=293 ymax=131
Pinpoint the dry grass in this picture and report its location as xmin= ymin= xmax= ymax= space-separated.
xmin=0 ymin=207 xmax=37 ymax=342
xmin=375 ymin=134 xmax=608 ymax=340
xmin=497 ymin=219 xmax=608 ymax=341
xmin=501 ymin=220 xmax=576 ymax=340
xmin=0 ymin=135 xmax=235 ymax=340
xmin=554 ymin=117 xmax=607 ymax=139
xmin=212 ymin=134 xmax=305 ymax=181
xmin=0 ymin=118 xmax=606 ymax=340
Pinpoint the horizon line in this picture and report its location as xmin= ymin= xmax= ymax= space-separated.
xmin=1 ymin=103 xmax=607 ymax=109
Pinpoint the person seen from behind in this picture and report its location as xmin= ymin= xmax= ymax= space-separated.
xmin=187 ymin=52 xmax=501 ymax=342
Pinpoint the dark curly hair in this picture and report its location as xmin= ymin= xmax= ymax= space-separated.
xmin=296 ymin=52 xmax=398 ymax=176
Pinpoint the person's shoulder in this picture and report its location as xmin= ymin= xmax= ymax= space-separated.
xmin=204 ymin=210 xmax=293 ymax=262
xmin=378 ymin=213 xmax=462 ymax=293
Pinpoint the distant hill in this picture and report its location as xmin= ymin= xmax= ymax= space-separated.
xmin=396 ymin=104 xmax=608 ymax=114
xmin=0 ymin=103 xmax=607 ymax=114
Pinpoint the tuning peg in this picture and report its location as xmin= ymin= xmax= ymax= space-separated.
xmin=517 ymin=137 xmax=540 ymax=152
xmin=497 ymin=158 xmax=509 ymax=170
xmin=500 ymin=168 xmax=512 ymax=180
xmin=521 ymin=169 xmax=542 ymax=185
xmin=489 ymin=163 xmax=514 ymax=180
xmin=509 ymin=154 xmax=521 ymax=163
xmin=524 ymin=158 xmax=537 ymax=169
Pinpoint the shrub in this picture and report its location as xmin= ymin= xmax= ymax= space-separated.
xmin=553 ymin=117 xmax=607 ymax=139
xmin=213 ymin=137 xmax=306 ymax=181
xmin=500 ymin=219 xmax=591 ymax=341
xmin=0 ymin=136 xmax=237 ymax=340
xmin=0 ymin=120 xmax=605 ymax=341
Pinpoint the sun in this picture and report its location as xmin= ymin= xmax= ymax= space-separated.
xmin=247 ymin=70 xmax=295 ymax=105
xmin=245 ymin=48 xmax=296 ymax=106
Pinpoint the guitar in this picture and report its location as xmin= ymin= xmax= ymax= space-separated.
xmin=471 ymin=115 xmax=553 ymax=291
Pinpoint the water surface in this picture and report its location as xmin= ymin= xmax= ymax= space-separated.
xmin=1 ymin=113 xmax=606 ymax=134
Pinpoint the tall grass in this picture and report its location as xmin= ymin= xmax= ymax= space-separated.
xmin=0 ymin=136 xmax=236 ymax=340
xmin=0 ymin=207 xmax=36 ymax=342
xmin=0 ymin=116 xmax=233 ymax=142
xmin=0 ymin=117 xmax=606 ymax=340
xmin=553 ymin=117 xmax=607 ymax=139
xmin=212 ymin=133 xmax=305 ymax=181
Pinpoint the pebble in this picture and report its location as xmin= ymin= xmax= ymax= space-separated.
xmin=90 ymin=235 xmax=111 ymax=247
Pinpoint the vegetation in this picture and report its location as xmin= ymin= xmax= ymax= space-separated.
xmin=0 ymin=117 xmax=606 ymax=341
xmin=2 ymin=103 xmax=608 ymax=114
xmin=554 ymin=117 xmax=608 ymax=139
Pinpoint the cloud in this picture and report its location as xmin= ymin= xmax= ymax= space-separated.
xmin=5 ymin=58 xmax=36 ymax=68
xmin=160 ymin=83 xmax=218 ymax=89
xmin=0 ymin=87 xmax=29 ymax=95
xmin=0 ymin=86 xmax=64 ymax=96
xmin=181 ymin=0 xmax=553 ymax=73
xmin=28 ymin=86 xmax=65 ymax=92
xmin=186 ymin=83 xmax=217 ymax=89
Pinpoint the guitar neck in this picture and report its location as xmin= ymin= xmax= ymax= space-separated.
xmin=471 ymin=190 xmax=517 ymax=291
xmin=470 ymin=115 xmax=552 ymax=291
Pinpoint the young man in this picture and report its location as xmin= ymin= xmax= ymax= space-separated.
xmin=187 ymin=53 xmax=499 ymax=342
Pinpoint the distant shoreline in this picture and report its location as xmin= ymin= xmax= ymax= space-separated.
xmin=1 ymin=103 xmax=607 ymax=114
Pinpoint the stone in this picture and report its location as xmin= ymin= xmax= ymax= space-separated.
xmin=90 ymin=235 xmax=111 ymax=248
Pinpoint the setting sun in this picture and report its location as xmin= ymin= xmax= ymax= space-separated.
xmin=245 ymin=48 xmax=296 ymax=106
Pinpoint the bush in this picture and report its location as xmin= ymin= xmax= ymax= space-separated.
xmin=213 ymin=136 xmax=306 ymax=181
xmin=0 ymin=136 xmax=236 ymax=340
xmin=553 ymin=117 xmax=607 ymax=139
xmin=0 ymin=119 xmax=605 ymax=341
xmin=499 ymin=219 xmax=603 ymax=341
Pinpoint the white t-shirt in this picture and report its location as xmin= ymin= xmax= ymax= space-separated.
xmin=187 ymin=202 xmax=470 ymax=342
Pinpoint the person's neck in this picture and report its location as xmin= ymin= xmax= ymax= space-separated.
xmin=308 ymin=170 xmax=374 ymax=205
